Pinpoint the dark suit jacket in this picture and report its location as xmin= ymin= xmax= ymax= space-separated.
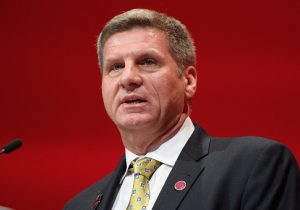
xmin=64 ymin=124 xmax=300 ymax=210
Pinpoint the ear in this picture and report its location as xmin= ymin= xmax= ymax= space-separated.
xmin=183 ymin=66 xmax=197 ymax=100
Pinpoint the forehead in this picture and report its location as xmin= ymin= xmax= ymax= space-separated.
xmin=103 ymin=27 xmax=170 ymax=60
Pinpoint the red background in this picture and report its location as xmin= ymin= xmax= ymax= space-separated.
xmin=0 ymin=0 xmax=299 ymax=209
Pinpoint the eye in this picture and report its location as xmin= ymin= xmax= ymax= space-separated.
xmin=111 ymin=63 xmax=124 ymax=71
xmin=140 ymin=58 xmax=156 ymax=66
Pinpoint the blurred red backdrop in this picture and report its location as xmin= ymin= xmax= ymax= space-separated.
xmin=0 ymin=0 xmax=299 ymax=209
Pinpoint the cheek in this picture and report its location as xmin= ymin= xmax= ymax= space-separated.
xmin=101 ymin=80 xmax=117 ymax=110
xmin=147 ymin=76 xmax=166 ymax=104
xmin=152 ymin=76 xmax=185 ymax=106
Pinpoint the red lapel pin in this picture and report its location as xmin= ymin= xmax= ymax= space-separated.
xmin=174 ymin=180 xmax=187 ymax=191
xmin=92 ymin=193 xmax=103 ymax=210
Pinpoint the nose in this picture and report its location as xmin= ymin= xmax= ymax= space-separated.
xmin=120 ymin=63 xmax=143 ymax=91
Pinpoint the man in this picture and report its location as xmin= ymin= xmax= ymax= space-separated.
xmin=65 ymin=9 xmax=299 ymax=210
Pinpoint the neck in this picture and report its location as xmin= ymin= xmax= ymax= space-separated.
xmin=119 ymin=114 xmax=188 ymax=155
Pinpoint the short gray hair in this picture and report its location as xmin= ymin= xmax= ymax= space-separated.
xmin=97 ymin=9 xmax=196 ymax=74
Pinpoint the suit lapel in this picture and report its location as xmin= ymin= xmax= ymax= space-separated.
xmin=96 ymin=156 xmax=126 ymax=210
xmin=153 ymin=124 xmax=211 ymax=210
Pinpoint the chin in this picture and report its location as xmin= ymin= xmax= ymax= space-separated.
xmin=118 ymin=116 xmax=154 ymax=129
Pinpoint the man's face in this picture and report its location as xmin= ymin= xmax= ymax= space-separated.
xmin=101 ymin=27 xmax=190 ymax=132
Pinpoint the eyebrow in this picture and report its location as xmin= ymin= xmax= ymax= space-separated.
xmin=104 ymin=48 xmax=165 ymax=69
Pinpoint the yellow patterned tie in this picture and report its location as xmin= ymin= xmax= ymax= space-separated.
xmin=127 ymin=157 xmax=162 ymax=210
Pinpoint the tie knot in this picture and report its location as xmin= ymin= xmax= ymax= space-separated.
xmin=132 ymin=158 xmax=161 ymax=179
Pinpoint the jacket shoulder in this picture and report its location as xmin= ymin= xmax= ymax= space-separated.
xmin=210 ymin=135 xmax=292 ymax=155
xmin=207 ymin=134 xmax=299 ymax=176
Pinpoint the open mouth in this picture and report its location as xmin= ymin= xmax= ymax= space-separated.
xmin=124 ymin=99 xmax=147 ymax=104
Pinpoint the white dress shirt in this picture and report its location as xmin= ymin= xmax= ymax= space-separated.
xmin=112 ymin=117 xmax=195 ymax=210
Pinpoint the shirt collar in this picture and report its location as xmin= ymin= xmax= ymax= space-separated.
xmin=120 ymin=117 xmax=195 ymax=182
